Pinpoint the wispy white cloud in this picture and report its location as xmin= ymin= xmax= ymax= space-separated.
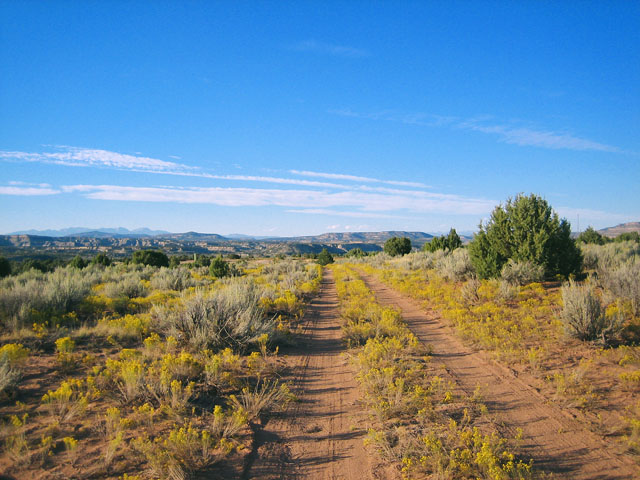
xmin=0 ymin=185 xmax=60 ymax=195
xmin=330 ymin=108 xmax=456 ymax=127
xmin=290 ymin=40 xmax=369 ymax=58
xmin=8 ymin=181 xmax=52 ymax=188
xmin=331 ymin=108 xmax=621 ymax=153
xmin=290 ymin=170 xmax=427 ymax=188
xmin=196 ymin=174 xmax=344 ymax=189
xmin=59 ymin=183 xmax=495 ymax=215
xmin=286 ymin=208 xmax=403 ymax=219
xmin=0 ymin=146 xmax=194 ymax=173
xmin=2 ymin=147 xmax=424 ymax=190
xmin=458 ymin=120 xmax=620 ymax=152
xmin=555 ymin=206 xmax=635 ymax=224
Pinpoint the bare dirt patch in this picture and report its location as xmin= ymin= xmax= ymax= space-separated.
xmin=358 ymin=271 xmax=639 ymax=479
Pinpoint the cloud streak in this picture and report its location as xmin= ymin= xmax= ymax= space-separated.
xmin=1 ymin=147 xmax=424 ymax=190
xmin=0 ymin=185 xmax=60 ymax=196
xmin=290 ymin=170 xmax=427 ymax=188
xmin=59 ymin=183 xmax=495 ymax=215
xmin=458 ymin=120 xmax=620 ymax=152
xmin=0 ymin=146 xmax=194 ymax=174
xmin=289 ymin=40 xmax=369 ymax=58
xmin=331 ymin=109 xmax=621 ymax=153
xmin=286 ymin=209 xmax=403 ymax=219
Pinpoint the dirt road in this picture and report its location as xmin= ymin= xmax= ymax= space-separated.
xmin=358 ymin=271 xmax=639 ymax=479
xmin=243 ymin=269 xmax=392 ymax=480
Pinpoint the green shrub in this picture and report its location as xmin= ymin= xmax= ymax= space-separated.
xmin=209 ymin=255 xmax=230 ymax=278
xmin=0 ymin=256 xmax=11 ymax=278
xmin=68 ymin=255 xmax=87 ymax=269
xmin=91 ymin=253 xmax=112 ymax=266
xmin=577 ymin=226 xmax=606 ymax=245
xmin=469 ymin=193 xmax=582 ymax=279
xmin=384 ymin=237 xmax=412 ymax=257
xmin=423 ymin=228 xmax=462 ymax=253
xmin=316 ymin=248 xmax=334 ymax=266
xmin=132 ymin=250 xmax=169 ymax=268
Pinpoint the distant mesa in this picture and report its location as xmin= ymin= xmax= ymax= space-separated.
xmin=9 ymin=227 xmax=171 ymax=237
xmin=598 ymin=221 xmax=640 ymax=237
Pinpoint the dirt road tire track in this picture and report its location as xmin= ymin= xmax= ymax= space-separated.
xmin=243 ymin=269 xmax=394 ymax=480
xmin=357 ymin=270 xmax=639 ymax=480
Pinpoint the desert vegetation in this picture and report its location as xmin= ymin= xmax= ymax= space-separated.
xmin=0 ymin=254 xmax=321 ymax=478
xmin=352 ymin=235 xmax=640 ymax=460
xmin=0 ymin=195 xmax=638 ymax=478
xmin=332 ymin=263 xmax=532 ymax=479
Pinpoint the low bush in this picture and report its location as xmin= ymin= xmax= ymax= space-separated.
xmin=598 ymin=259 xmax=640 ymax=315
xmin=150 ymin=267 xmax=196 ymax=291
xmin=561 ymin=281 xmax=624 ymax=343
xmin=500 ymin=260 xmax=544 ymax=286
xmin=153 ymin=280 xmax=274 ymax=352
xmin=435 ymin=249 xmax=474 ymax=282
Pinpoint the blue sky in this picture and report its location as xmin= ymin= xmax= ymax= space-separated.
xmin=1 ymin=1 xmax=638 ymax=236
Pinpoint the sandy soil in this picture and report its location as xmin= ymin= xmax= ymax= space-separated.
xmin=357 ymin=271 xmax=640 ymax=479
xmin=243 ymin=269 xmax=394 ymax=480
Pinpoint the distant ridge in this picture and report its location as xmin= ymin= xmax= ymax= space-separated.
xmin=269 ymin=231 xmax=434 ymax=246
xmin=9 ymin=227 xmax=171 ymax=237
xmin=598 ymin=221 xmax=640 ymax=237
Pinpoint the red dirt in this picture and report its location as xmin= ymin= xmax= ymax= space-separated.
xmin=357 ymin=271 xmax=640 ymax=479
xmin=243 ymin=269 xmax=395 ymax=480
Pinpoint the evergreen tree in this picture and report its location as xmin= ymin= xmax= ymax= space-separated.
xmin=68 ymin=255 xmax=86 ymax=269
xmin=384 ymin=237 xmax=412 ymax=256
xmin=468 ymin=193 xmax=582 ymax=279
xmin=317 ymin=248 xmax=334 ymax=265
xmin=91 ymin=253 xmax=112 ymax=266
xmin=132 ymin=250 xmax=169 ymax=267
xmin=577 ymin=226 xmax=605 ymax=245
xmin=0 ymin=256 xmax=11 ymax=278
xmin=209 ymin=255 xmax=230 ymax=278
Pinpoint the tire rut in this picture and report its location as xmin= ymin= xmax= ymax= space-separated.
xmin=357 ymin=270 xmax=639 ymax=480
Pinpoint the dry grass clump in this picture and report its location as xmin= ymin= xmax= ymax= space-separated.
xmin=150 ymin=267 xmax=197 ymax=291
xmin=598 ymin=259 xmax=640 ymax=316
xmin=434 ymin=249 xmax=474 ymax=282
xmin=0 ymin=343 xmax=28 ymax=396
xmin=500 ymin=260 xmax=544 ymax=286
xmin=0 ymin=267 xmax=97 ymax=332
xmin=152 ymin=280 xmax=275 ymax=351
xmin=561 ymin=280 xmax=624 ymax=344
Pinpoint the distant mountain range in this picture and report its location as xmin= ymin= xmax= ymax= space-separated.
xmin=9 ymin=227 xmax=171 ymax=237
xmin=0 ymin=229 xmax=437 ymax=259
xmin=1 ymin=222 xmax=636 ymax=259
xmin=6 ymin=228 xmax=438 ymax=244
